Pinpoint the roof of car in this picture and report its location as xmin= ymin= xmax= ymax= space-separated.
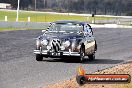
xmin=54 ymin=20 xmax=87 ymax=25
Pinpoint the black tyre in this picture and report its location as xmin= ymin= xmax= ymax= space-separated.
xmin=76 ymin=75 xmax=86 ymax=85
xmin=79 ymin=46 xmax=85 ymax=62
xmin=88 ymin=53 xmax=95 ymax=61
xmin=95 ymin=41 xmax=97 ymax=52
xmin=36 ymin=54 xmax=43 ymax=61
xmin=43 ymin=56 xmax=48 ymax=58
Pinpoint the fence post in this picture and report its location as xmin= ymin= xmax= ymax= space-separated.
xmin=28 ymin=17 xmax=30 ymax=22
xmin=5 ymin=16 xmax=7 ymax=21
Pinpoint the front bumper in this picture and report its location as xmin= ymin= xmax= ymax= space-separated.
xmin=34 ymin=50 xmax=80 ymax=56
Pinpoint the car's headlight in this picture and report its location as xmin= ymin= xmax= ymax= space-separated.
xmin=41 ymin=39 xmax=48 ymax=46
xmin=62 ymin=40 xmax=70 ymax=47
xmin=36 ymin=40 xmax=41 ymax=46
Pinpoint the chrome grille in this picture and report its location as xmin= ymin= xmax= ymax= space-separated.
xmin=51 ymin=39 xmax=61 ymax=52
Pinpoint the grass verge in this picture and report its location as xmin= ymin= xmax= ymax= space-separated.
xmin=0 ymin=10 xmax=114 ymax=22
xmin=0 ymin=27 xmax=47 ymax=31
xmin=0 ymin=27 xmax=19 ymax=31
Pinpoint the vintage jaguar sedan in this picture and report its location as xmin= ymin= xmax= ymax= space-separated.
xmin=34 ymin=20 xmax=97 ymax=62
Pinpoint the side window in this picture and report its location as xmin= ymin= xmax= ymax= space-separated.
xmin=84 ymin=24 xmax=90 ymax=32
xmin=84 ymin=24 xmax=93 ymax=35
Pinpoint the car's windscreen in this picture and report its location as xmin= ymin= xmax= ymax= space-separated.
xmin=48 ymin=23 xmax=83 ymax=33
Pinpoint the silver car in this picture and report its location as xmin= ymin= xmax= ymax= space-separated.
xmin=34 ymin=20 xmax=97 ymax=62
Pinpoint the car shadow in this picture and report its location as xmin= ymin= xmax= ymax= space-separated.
xmin=42 ymin=56 xmax=124 ymax=64
xmin=82 ymin=59 xmax=124 ymax=64
xmin=42 ymin=56 xmax=80 ymax=63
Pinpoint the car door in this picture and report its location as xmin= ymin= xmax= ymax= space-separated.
xmin=84 ymin=33 xmax=95 ymax=55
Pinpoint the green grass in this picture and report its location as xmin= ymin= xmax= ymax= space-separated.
xmin=0 ymin=10 xmax=114 ymax=22
xmin=0 ymin=27 xmax=19 ymax=31
xmin=0 ymin=27 xmax=42 ymax=31
xmin=0 ymin=10 xmax=115 ymax=31
xmin=0 ymin=27 xmax=47 ymax=31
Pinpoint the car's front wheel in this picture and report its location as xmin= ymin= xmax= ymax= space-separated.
xmin=36 ymin=54 xmax=43 ymax=61
xmin=88 ymin=53 xmax=95 ymax=61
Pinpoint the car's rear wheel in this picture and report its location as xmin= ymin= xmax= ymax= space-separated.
xmin=80 ymin=46 xmax=85 ymax=62
xmin=36 ymin=54 xmax=43 ymax=61
xmin=95 ymin=41 xmax=97 ymax=52
xmin=88 ymin=53 xmax=95 ymax=61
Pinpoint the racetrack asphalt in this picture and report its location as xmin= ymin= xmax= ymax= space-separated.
xmin=0 ymin=28 xmax=132 ymax=88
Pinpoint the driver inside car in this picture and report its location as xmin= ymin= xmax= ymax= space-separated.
xmin=83 ymin=24 xmax=92 ymax=36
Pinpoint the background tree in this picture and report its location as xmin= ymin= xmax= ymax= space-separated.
xmin=20 ymin=0 xmax=32 ymax=10
xmin=0 ymin=0 xmax=132 ymax=16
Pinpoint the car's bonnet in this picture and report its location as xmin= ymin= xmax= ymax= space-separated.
xmin=41 ymin=33 xmax=83 ymax=40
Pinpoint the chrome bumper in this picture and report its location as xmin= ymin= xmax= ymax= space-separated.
xmin=34 ymin=50 xmax=80 ymax=56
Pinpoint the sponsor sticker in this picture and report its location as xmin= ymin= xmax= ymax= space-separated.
xmin=76 ymin=66 xmax=131 ymax=85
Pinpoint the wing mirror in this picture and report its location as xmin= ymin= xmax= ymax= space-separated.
xmin=42 ymin=26 xmax=50 ymax=33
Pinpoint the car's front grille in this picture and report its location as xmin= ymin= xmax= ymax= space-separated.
xmin=51 ymin=39 xmax=61 ymax=52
